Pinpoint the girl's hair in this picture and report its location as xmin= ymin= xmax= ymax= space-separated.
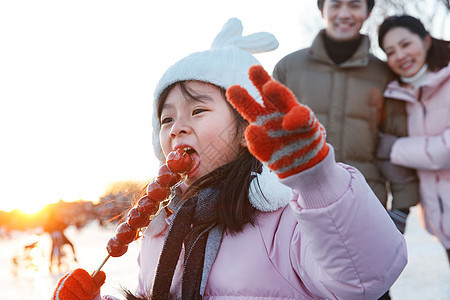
xmin=157 ymin=81 xmax=263 ymax=233
xmin=121 ymin=289 xmax=147 ymax=300
xmin=378 ymin=15 xmax=450 ymax=72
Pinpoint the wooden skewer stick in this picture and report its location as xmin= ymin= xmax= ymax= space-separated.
xmin=89 ymin=189 xmax=175 ymax=279
xmin=90 ymin=159 xmax=191 ymax=279
xmin=92 ymin=254 xmax=111 ymax=278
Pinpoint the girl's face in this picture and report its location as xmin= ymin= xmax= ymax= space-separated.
xmin=159 ymin=81 xmax=243 ymax=186
xmin=382 ymin=27 xmax=430 ymax=78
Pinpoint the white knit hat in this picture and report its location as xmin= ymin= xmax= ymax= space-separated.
xmin=152 ymin=18 xmax=279 ymax=162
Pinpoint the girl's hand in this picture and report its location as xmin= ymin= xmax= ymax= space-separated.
xmin=52 ymin=268 xmax=106 ymax=300
xmin=226 ymin=65 xmax=329 ymax=178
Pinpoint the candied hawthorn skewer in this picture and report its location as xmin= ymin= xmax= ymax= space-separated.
xmin=94 ymin=149 xmax=193 ymax=275
xmin=106 ymin=149 xmax=192 ymax=257
xmin=166 ymin=148 xmax=194 ymax=174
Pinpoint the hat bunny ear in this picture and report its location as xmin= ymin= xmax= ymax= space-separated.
xmin=211 ymin=18 xmax=279 ymax=54
xmin=226 ymin=33 xmax=279 ymax=54
xmin=211 ymin=18 xmax=243 ymax=48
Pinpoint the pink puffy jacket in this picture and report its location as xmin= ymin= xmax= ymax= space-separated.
xmin=384 ymin=63 xmax=450 ymax=249
xmin=100 ymin=149 xmax=407 ymax=299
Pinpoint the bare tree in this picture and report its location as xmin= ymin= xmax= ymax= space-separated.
xmin=439 ymin=0 xmax=450 ymax=10
xmin=97 ymin=180 xmax=147 ymax=224
xmin=103 ymin=180 xmax=146 ymax=198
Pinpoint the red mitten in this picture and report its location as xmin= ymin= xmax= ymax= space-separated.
xmin=226 ymin=65 xmax=329 ymax=178
xmin=52 ymin=268 xmax=106 ymax=300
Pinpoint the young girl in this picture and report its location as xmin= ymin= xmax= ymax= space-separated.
xmin=52 ymin=18 xmax=407 ymax=300
xmin=377 ymin=15 xmax=450 ymax=264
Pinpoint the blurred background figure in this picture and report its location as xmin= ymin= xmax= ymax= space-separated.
xmin=43 ymin=207 xmax=78 ymax=273
xmin=378 ymin=14 xmax=450 ymax=265
xmin=10 ymin=235 xmax=45 ymax=273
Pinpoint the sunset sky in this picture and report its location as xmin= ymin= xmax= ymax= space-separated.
xmin=0 ymin=0 xmax=322 ymax=213
xmin=1 ymin=1 xmax=448 ymax=214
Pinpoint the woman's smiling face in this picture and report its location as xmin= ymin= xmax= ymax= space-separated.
xmin=382 ymin=27 xmax=430 ymax=78
xmin=159 ymin=81 xmax=243 ymax=186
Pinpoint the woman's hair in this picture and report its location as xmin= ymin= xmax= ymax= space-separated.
xmin=157 ymin=81 xmax=263 ymax=233
xmin=378 ymin=15 xmax=450 ymax=72
xmin=317 ymin=0 xmax=375 ymax=13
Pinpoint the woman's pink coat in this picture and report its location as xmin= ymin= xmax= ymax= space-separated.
xmin=384 ymin=64 xmax=450 ymax=249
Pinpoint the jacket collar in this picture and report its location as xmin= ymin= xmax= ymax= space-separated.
xmin=423 ymin=62 xmax=450 ymax=89
xmin=384 ymin=63 xmax=450 ymax=102
xmin=309 ymin=30 xmax=370 ymax=68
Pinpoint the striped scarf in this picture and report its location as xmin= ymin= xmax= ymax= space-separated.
xmin=151 ymin=187 xmax=223 ymax=299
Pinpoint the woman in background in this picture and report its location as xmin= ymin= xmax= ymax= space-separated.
xmin=378 ymin=15 xmax=450 ymax=264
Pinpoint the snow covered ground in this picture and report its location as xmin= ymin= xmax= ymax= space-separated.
xmin=1 ymin=206 xmax=449 ymax=299
xmin=390 ymin=207 xmax=450 ymax=300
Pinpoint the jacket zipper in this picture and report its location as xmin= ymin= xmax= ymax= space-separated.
xmin=435 ymin=175 xmax=450 ymax=239
xmin=418 ymin=87 xmax=426 ymax=117
xmin=437 ymin=174 xmax=444 ymax=213
xmin=438 ymin=195 xmax=444 ymax=213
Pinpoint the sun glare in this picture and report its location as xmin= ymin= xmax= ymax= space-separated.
xmin=17 ymin=205 xmax=45 ymax=215
xmin=1 ymin=182 xmax=107 ymax=214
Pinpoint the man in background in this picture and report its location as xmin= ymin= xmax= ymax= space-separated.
xmin=273 ymin=2 xmax=419 ymax=298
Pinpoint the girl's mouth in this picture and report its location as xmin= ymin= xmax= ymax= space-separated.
xmin=179 ymin=146 xmax=200 ymax=176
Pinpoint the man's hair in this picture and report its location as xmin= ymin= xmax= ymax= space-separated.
xmin=317 ymin=0 xmax=375 ymax=13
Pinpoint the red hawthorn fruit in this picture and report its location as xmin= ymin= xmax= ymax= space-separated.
xmin=166 ymin=149 xmax=192 ymax=174
xmin=115 ymin=222 xmax=138 ymax=245
xmin=136 ymin=195 xmax=159 ymax=216
xmin=146 ymin=180 xmax=170 ymax=202
xmin=157 ymin=164 xmax=182 ymax=187
xmin=106 ymin=236 xmax=128 ymax=257
xmin=126 ymin=207 xmax=150 ymax=229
